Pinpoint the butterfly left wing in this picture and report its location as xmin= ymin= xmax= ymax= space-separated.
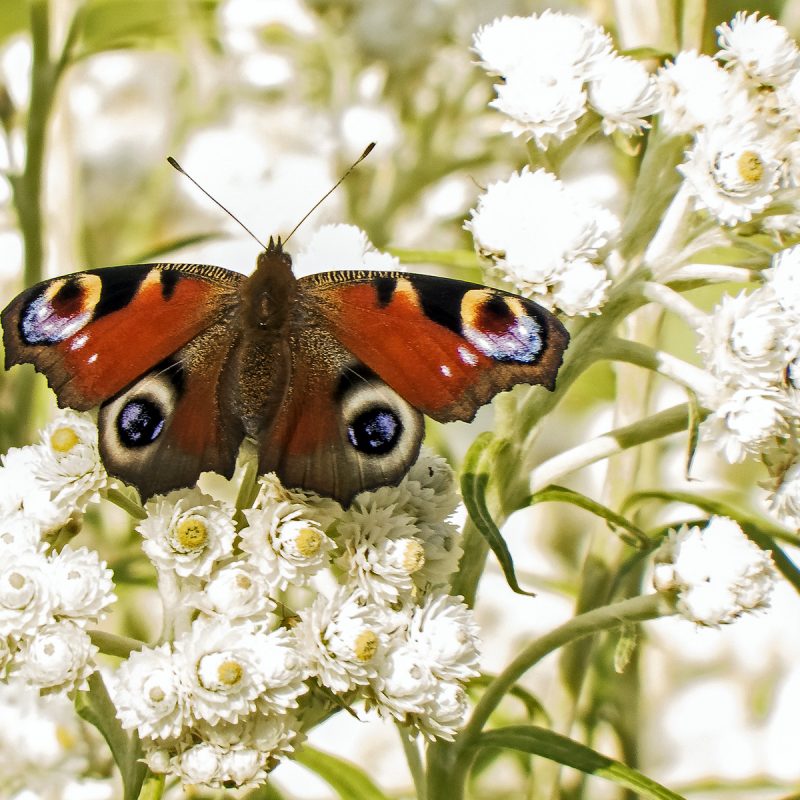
xmin=298 ymin=271 xmax=569 ymax=423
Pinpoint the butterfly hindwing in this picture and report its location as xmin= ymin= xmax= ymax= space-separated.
xmin=297 ymin=271 xmax=570 ymax=423
xmin=1 ymin=263 xmax=243 ymax=409
xmin=97 ymin=320 xmax=245 ymax=497
xmin=258 ymin=314 xmax=425 ymax=504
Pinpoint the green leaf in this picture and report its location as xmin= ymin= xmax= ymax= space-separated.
xmin=625 ymin=490 xmax=800 ymax=594
xmin=469 ymin=674 xmax=549 ymax=724
xmin=243 ymin=783 xmax=287 ymax=800
xmin=619 ymin=46 xmax=674 ymax=61
xmin=479 ymin=725 xmax=686 ymax=800
xmin=684 ymin=389 xmax=701 ymax=479
xmin=460 ymin=433 xmax=534 ymax=596
xmin=125 ymin=232 xmax=227 ymax=265
xmin=75 ymin=672 xmax=147 ymax=800
xmin=0 ymin=0 xmax=27 ymax=46
xmin=529 ymin=485 xmax=648 ymax=548
xmin=294 ymin=746 xmax=391 ymax=800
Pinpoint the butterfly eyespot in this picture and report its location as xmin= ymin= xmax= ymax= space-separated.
xmin=347 ymin=406 xmax=403 ymax=455
xmin=19 ymin=274 xmax=102 ymax=345
xmin=117 ymin=398 xmax=166 ymax=447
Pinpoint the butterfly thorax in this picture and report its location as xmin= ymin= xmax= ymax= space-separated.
xmin=241 ymin=239 xmax=297 ymax=335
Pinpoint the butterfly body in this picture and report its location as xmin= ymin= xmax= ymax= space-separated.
xmin=2 ymin=240 xmax=569 ymax=505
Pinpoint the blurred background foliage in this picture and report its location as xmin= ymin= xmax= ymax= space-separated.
xmin=2 ymin=1 xmax=800 ymax=799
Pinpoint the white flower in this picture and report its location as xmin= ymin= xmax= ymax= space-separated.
xmin=295 ymin=589 xmax=390 ymax=693
xmin=254 ymin=627 xmax=309 ymax=715
xmin=36 ymin=411 xmax=107 ymax=512
xmin=764 ymin=245 xmax=800 ymax=316
xmin=588 ymin=55 xmax=661 ymax=135
xmin=113 ymin=643 xmax=187 ymax=740
xmin=413 ymin=521 xmax=462 ymax=590
xmin=0 ymin=512 xmax=44 ymax=551
xmin=174 ymin=742 xmax=221 ymax=785
xmin=491 ymin=74 xmax=587 ymax=146
xmin=473 ymin=12 xmax=611 ymax=80
xmin=371 ymin=641 xmax=436 ymax=720
xmin=767 ymin=457 xmax=800 ymax=525
xmin=404 ymin=449 xmax=460 ymax=524
xmin=679 ymin=125 xmax=782 ymax=225
xmin=657 ymin=51 xmax=754 ymax=134
xmin=653 ymin=516 xmax=776 ymax=626
xmin=465 ymin=167 xmax=618 ymax=315
xmin=549 ymin=258 xmax=612 ymax=317
xmin=17 ymin=620 xmax=96 ymax=693
xmin=188 ymin=563 xmax=276 ymax=625
xmin=0 ymin=547 xmax=54 ymax=637
xmin=408 ymin=592 xmax=481 ymax=682
xmin=174 ymin=618 xmax=272 ymax=725
xmin=49 ymin=546 xmax=115 ymax=624
xmin=137 ymin=489 xmax=236 ymax=578
xmin=0 ymin=445 xmax=70 ymax=533
xmin=240 ymin=502 xmax=333 ymax=591
xmin=293 ymin=224 xmax=401 ymax=278
xmin=335 ymin=494 xmax=423 ymax=603
xmin=717 ymin=13 xmax=799 ymax=86
xmin=702 ymin=386 xmax=789 ymax=462
xmin=698 ymin=288 xmax=793 ymax=388
xmin=413 ymin=681 xmax=470 ymax=741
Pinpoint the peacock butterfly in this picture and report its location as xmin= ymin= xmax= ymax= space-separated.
xmin=1 ymin=237 xmax=569 ymax=505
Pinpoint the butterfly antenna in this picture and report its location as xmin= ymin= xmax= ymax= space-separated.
xmin=167 ymin=156 xmax=267 ymax=250
xmin=282 ymin=142 xmax=376 ymax=246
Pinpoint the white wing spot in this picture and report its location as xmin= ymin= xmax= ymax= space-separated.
xmin=440 ymin=365 xmax=452 ymax=378
xmin=457 ymin=346 xmax=479 ymax=366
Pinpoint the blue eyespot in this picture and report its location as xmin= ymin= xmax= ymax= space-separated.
xmin=347 ymin=407 xmax=402 ymax=455
xmin=117 ymin=399 xmax=164 ymax=448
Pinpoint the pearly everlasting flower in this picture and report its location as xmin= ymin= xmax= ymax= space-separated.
xmin=698 ymin=288 xmax=794 ymax=388
xmin=588 ymin=55 xmax=661 ymax=135
xmin=702 ymin=386 xmax=790 ymax=463
xmin=253 ymin=627 xmax=309 ymax=715
xmin=413 ymin=521 xmax=463 ymax=589
xmin=404 ymin=449 xmax=460 ymax=524
xmin=295 ymin=589 xmax=390 ymax=693
xmin=0 ymin=547 xmax=54 ymax=637
xmin=653 ymin=516 xmax=776 ymax=626
xmin=0 ymin=445 xmax=71 ymax=533
xmin=335 ymin=494 xmax=423 ymax=603
xmin=17 ymin=620 xmax=96 ymax=693
xmin=36 ymin=411 xmax=107 ymax=512
xmin=413 ymin=681 xmax=470 ymax=741
xmin=113 ymin=643 xmax=187 ymax=740
xmin=717 ymin=13 xmax=799 ymax=86
xmin=764 ymin=245 xmax=800 ymax=316
xmin=240 ymin=501 xmax=333 ymax=591
xmin=173 ymin=742 xmax=221 ymax=785
xmin=549 ymin=258 xmax=612 ymax=317
xmin=188 ymin=563 xmax=276 ymax=625
xmin=175 ymin=618 xmax=273 ymax=725
xmin=408 ymin=592 xmax=481 ymax=682
xmin=0 ymin=513 xmax=44 ymax=551
xmin=49 ymin=546 xmax=115 ymax=624
xmin=465 ymin=167 xmax=618 ymax=315
xmin=657 ymin=51 xmax=754 ymax=134
xmin=137 ymin=489 xmax=236 ymax=579
xmin=767 ymin=456 xmax=800 ymax=525
xmin=371 ymin=641 xmax=436 ymax=720
xmin=679 ymin=125 xmax=782 ymax=225
xmin=293 ymin=224 xmax=402 ymax=278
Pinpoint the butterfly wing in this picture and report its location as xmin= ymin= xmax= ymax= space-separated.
xmin=2 ymin=263 xmax=246 ymax=496
xmin=258 ymin=270 xmax=569 ymax=506
xmin=299 ymin=271 xmax=569 ymax=422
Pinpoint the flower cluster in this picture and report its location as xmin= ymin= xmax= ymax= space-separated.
xmin=111 ymin=447 xmax=478 ymax=787
xmin=654 ymin=516 xmax=776 ymax=626
xmin=695 ymin=245 xmax=800 ymax=525
xmin=0 ymin=410 xmax=107 ymax=535
xmin=473 ymin=11 xmax=660 ymax=145
xmin=661 ymin=13 xmax=800 ymax=227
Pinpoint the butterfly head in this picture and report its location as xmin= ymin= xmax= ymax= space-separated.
xmin=242 ymin=237 xmax=297 ymax=331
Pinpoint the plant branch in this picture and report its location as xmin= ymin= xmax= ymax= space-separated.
xmin=641 ymin=281 xmax=707 ymax=329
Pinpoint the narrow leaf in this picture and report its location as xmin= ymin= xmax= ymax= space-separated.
xmin=684 ymin=388 xmax=700 ymax=479
xmin=75 ymin=671 xmax=147 ymax=800
xmin=479 ymin=725 xmax=686 ymax=800
xmin=460 ymin=433 xmax=534 ymax=596
xmin=244 ymin=783 xmax=287 ymax=800
xmin=529 ymin=485 xmax=648 ymax=548
xmin=126 ymin=232 xmax=225 ymax=264
xmin=294 ymin=746 xmax=391 ymax=800
xmin=469 ymin=674 xmax=549 ymax=723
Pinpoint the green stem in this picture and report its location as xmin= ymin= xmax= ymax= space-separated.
xmin=399 ymin=726 xmax=427 ymax=800
xmin=106 ymin=487 xmax=147 ymax=520
xmin=136 ymin=772 xmax=165 ymax=800
xmin=89 ymin=630 xmax=145 ymax=659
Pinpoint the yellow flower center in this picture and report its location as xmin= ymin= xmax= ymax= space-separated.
xmin=9 ymin=572 xmax=24 ymax=590
xmin=217 ymin=659 xmax=243 ymax=686
xmin=737 ymin=150 xmax=764 ymax=183
xmin=176 ymin=517 xmax=208 ymax=551
xmin=295 ymin=526 xmax=322 ymax=557
xmin=50 ymin=426 xmax=79 ymax=453
xmin=235 ymin=574 xmax=252 ymax=590
xmin=148 ymin=686 xmax=165 ymax=703
xmin=402 ymin=541 xmax=426 ymax=574
xmin=354 ymin=630 xmax=379 ymax=662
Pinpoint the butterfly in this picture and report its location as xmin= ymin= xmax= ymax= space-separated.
xmin=1 ymin=238 xmax=569 ymax=506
